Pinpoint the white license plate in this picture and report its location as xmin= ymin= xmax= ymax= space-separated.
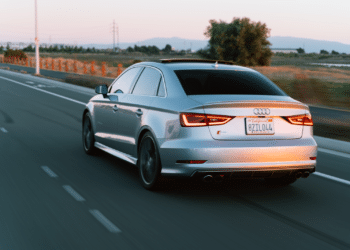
xmin=245 ymin=118 xmax=275 ymax=135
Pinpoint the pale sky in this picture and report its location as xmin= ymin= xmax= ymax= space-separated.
xmin=1 ymin=0 xmax=350 ymax=45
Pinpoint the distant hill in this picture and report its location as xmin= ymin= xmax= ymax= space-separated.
xmin=269 ymin=36 xmax=350 ymax=54
xmin=83 ymin=36 xmax=350 ymax=54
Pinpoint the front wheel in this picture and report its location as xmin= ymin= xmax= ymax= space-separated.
xmin=82 ymin=112 xmax=97 ymax=155
xmin=138 ymin=132 xmax=163 ymax=190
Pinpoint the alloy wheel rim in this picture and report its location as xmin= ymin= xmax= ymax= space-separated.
xmin=84 ymin=118 xmax=92 ymax=150
xmin=141 ymin=138 xmax=157 ymax=184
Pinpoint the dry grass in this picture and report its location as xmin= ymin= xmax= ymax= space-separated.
xmin=2 ymin=52 xmax=349 ymax=110
xmin=251 ymin=65 xmax=350 ymax=109
xmin=252 ymin=65 xmax=350 ymax=84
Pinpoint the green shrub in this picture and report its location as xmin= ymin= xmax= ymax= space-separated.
xmin=4 ymin=49 xmax=27 ymax=60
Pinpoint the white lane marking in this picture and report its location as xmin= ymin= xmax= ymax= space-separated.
xmin=314 ymin=172 xmax=350 ymax=186
xmin=0 ymin=76 xmax=86 ymax=106
xmin=318 ymin=148 xmax=350 ymax=159
xmin=63 ymin=185 xmax=85 ymax=201
xmin=0 ymin=127 xmax=8 ymax=133
xmin=41 ymin=166 xmax=58 ymax=178
xmin=26 ymin=81 xmax=34 ymax=84
xmin=89 ymin=209 xmax=121 ymax=233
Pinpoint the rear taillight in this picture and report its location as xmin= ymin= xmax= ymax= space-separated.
xmin=180 ymin=113 xmax=234 ymax=127
xmin=284 ymin=114 xmax=313 ymax=126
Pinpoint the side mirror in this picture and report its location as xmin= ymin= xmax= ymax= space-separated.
xmin=95 ymin=85 xmax=108 ymax=98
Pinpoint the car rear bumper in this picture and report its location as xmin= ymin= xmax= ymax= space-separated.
xmin=159 ymin=137 xmax=317 ymax=177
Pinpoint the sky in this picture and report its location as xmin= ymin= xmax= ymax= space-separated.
xmin=1 ymin=0 xmax=350 ymax=45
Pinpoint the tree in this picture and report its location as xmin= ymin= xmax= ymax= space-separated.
xmin=4 ymin=49 xmax=27 ymax=60
xmin=320 ymin=49 xmax=329 ymax=54
xmin=331 ymin=50 xmax=339 ymax=55
xmin=147 ymin=46 xmax=159 ymax=55
xmin=296 ymin=48 xmax=305 ymax=54
xmin=204 ymin=17 xmax=273 ymax=66
xmin=23 ymin=44 xmax=35 ymax=52
xmin=162 ymin=44 xmax=172 ymax=53
xmin=126 ymin=46 xmax=134 ymax=52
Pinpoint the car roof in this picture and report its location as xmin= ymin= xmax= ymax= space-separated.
xmin=133 ymin=60 xmax=256 ymax=72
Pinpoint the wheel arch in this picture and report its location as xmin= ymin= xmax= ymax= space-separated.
xmin=82 ymin=105 xmax=96 ymax=132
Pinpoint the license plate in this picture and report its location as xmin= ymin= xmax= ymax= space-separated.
xmin=245 ymin=118 xmax=275 ymax=135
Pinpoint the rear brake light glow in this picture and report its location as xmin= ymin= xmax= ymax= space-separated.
xmin=180 ymin=113 xmax=234 ymax=127
xmin=284 ymin=114 xmax=313 ymax=126
xmin=176 ymin=160 xmax=207 ymax=164
xmin=310 ymin=157 xmax=316 ymax=160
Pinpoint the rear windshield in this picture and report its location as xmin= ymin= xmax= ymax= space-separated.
xmin=175 ymin=70 xmax=286 ymax=96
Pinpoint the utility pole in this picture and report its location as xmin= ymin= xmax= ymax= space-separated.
xmin=117 ymin=24 xmax=119 ymax=51
xmin=34 ymin=0 xmax=40 ymax=75
xmin=113 ymin=19 xmax=116 ymax=52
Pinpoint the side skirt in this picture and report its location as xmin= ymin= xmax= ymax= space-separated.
xmin=94 ymin=142 xmax=137 ymax=165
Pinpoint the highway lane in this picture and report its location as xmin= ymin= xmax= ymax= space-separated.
xmin=1 ymin=71 xmax=350 ymax=250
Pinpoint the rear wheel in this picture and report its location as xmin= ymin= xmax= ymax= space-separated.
xmin=82 ymin=112 xmax=97 ymax=155
xmin=138 ymin=132 xmax=163 ymax=190
xmin=264 ymin=176 xmax=297 ymax=187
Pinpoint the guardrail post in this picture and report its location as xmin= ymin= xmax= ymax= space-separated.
xmin=73 ymin=60 xmax=77 ymax=73
xmin=83 ymin=61 xmax=87 ymax=74
xmin=90 ymin=61 xmax=95 ymax=75
xmin=117 ymin=63 xmax=123 ymax=76
xmin=101 ymin=62 xmax=106 ymax=77
xmin=65 ymin=60 xmax=69 ymax=72
xmin=45 ymin=59 xmax=49 ymax=69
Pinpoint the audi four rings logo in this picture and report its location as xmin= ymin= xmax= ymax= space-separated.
xmin=253 ymin=108 xmax=271 ymax=115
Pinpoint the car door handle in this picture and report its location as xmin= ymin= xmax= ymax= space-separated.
xmin=135 ymin=109 xmax=143 ymax=116
xmin=113 ymin=105 xmax=119 ymax=112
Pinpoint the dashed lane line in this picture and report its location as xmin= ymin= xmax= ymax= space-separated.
xmin=26 ymin=81 xmax=34 ymax=84
xmin=89 ymin=209 xmax=121 ymax=233
xmin=63 ymin=185 xmax=86 ymax=202
xmin=0 ymin=76 xmax=86 ymax=106
xmin=0 ymin=127 xmax=8 ymax=133
xmin=41 ymin=166 xmax=58 ymax=178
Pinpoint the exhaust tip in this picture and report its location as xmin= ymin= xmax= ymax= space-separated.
xmin=203 ymin=175 xmax=213 ymax=183
xmin=302 ymin=171 xmax=310 ymax=178
xmin=295 ymin=172 xmax=303 ymax=179
xmin=214 ymin=175 xmax=224 ymax=183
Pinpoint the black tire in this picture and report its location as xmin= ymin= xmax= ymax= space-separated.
xmin=82 ymin=112 xmax=97 ymax=155
xmin=138 ymin=132 xmax=163 ymax=190
xmin=264 ymin=176 xmax=297 ymax=187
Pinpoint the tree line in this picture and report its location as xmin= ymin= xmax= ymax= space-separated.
xmin=0 ymin=44 xmax=175 ymax=55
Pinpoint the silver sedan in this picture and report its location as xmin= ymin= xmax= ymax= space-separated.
xmin=82 ymin=59 xmax=317 ymax=190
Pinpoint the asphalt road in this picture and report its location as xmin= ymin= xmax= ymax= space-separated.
xmin=0 ymin=69 xmax=350 ymax=250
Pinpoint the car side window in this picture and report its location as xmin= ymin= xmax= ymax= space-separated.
xmin=132 ymin=67 xmax=161 ymax=96
xmin=157 ymin=78 xmax=166 ymax=97
xmin=109 ymin=67 xmax=142 ymax=94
